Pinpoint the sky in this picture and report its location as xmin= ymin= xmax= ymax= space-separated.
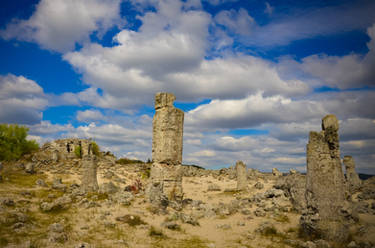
xmin=1 ymin=0 xmax=375 ymax=174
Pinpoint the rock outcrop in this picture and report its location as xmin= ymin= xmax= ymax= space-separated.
xmin=81 ymin=155 xmax=99 ymax=192
xmin=300 ymin=114 xmax=349 ymax=242
xmin=235 ymin=161 xmax=247 ymax=191
xmin=272 ymin=168 xmax=282 ymax=177
xmin=343 ymin=156 xmax=362 ymax=193
xmin=148 ymin=93 xmax=184 ymax=209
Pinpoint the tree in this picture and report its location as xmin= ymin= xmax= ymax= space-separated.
xmin=0 ymin=124 xmax=39 ymax=161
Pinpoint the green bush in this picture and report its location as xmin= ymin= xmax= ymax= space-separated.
xmin=91 ymin=141 xmax=100 ymax=156
xmin=116 ymin=158 xmax=143 ymax=165
xmin=74 ymin=146 xmax=82 ymax=158
xmin=0 ymin=124 xmax=39 ymax=161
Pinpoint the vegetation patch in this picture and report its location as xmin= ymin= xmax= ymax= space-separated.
xmin=116 ymin=157 xmax=144 ymax=165
xmin=0 ymin=124 xmax=39 ymax=161
xmin=274 ymin=214 xmax=290 ymax=223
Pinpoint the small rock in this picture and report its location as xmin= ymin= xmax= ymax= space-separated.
xmin=36 ymin=179 xmax=47 ymax=187
xmin=254 ymin=208 xmax=266 ymax=217
xmin=207 ymin=184 xmax=221 ymax=191
xmin=25 ymin=163 xmax=35 ymax=174
xmin=99 ymin=182 xmax=118 ymax=194
xmin=216 ymin=224 xmax=231 ymax=230
xmin=161 ymin=221 xmax=180 ymax=230
xmin=254 ymin=182 xmax=264 ymax=190
xmin=237 ymin=221 xmax=245 ymax=226
xmin=347 ymin=241 xmax=357 ymax=248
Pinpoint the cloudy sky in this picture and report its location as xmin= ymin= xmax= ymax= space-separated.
xmin=1 ymin=0 xmax=374 ymax=174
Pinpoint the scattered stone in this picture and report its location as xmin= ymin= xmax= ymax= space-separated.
xmin=75 ymin=242 xmax=94 ymax=248
xmin=207 ymin=184 xmax=221 ymax=191
xmin=35 ymin=178 xmax=47 ymax=187
xmin=216 ymin=224 xmax=231 ymax=230
xmin=289 ymin=169 xmax=297 ymax=174
xmin=274 ymin=173 xmax=306 ymax=212
xmin=1 ymin=198 xmax=15 ymax=206
xmin=254 ymin=208 xmax=266 ymax=217
xmin=48 ymin=223 xmax=67 ymax=243
xmin=52 ymin=178 xmax=67 ymax=192
xmin=301 ymin=114 xmax=349 ymax=242
xmin=236 ymin=161 xmax=247 ymax=191
xmin=161 ymin=221 xmax=181 ymax=230
xmin=81 ymin=155 xmax=99 ymax=192
xmin=25 ymin=163 xmax=35 ymax=174
xmin=343 ymin=156 xmax=362 ymax=193
xmin=254 ymin=181 xmax=264 ymax=190
xmin=179 ymin=213 xmax=199 ymax=226
xmin=99 ymin=182 xmax=118 ymax=194
xmin=272 ymin=168 xmax=282 ymax=177
xmin=40 ymin=195 xmax=72 ymax=212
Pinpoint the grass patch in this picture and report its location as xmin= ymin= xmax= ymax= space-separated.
xmin=2 ymin=170 xmax=46 ymax=188
xmin=86 ymin=192 xmax=109 ymax=201
xmin=274 ymin=214 xmax=290 ymax=223
xmin=116 ymin=158 xmax=144 ymax=165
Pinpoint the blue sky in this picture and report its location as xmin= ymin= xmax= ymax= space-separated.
xmin=1 ymin=0 xmax=375 ymax=173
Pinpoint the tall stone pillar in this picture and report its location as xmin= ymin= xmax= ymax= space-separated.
xmin=301 ymin=114 xmax=348 ymax=242
xmin=148 ymin=93 xmax=184 ymax=207
xmin=235 ymin=161 xmax=247 ymax=191
xmin=343 ymin=156 xmax=362 ymax=193
xmin=81 ymin=155 xmax=99 ymax=192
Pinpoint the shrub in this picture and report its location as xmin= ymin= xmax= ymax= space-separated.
xmin=91 ymin=141 xmax=100 ymax=156
xmin=0 ymin=124 xmax=39 ymax=161
xmin=116 ymin=158 xmax=143 ymax=165
xmin=74 ymin=146 xmax=82 ymax=158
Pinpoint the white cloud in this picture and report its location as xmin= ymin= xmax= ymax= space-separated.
xmin=215 ymin=8 xmax=255 ymax=36
xmin=185 ymin=92 xmax=324 ymax=129
xmin=0 ymin=74 xmax=47 ymax=124
xmin=76 ymin=109 xmax=105 ymax=122
xmin=299 ymin=23 xmax=375 ymax=89
xmin=0 ymin=0 xmax=123 ymax=52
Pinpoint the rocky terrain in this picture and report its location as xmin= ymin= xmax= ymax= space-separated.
xmin=0 ymin=93 xmax=374 ymax=248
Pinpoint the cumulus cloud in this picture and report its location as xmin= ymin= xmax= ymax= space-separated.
xmin=215 ymin=8 xmax=255 ymax=36
xmin=299 ymin=23 xmax=375 ymax=89
xmin=0 ymin=74 xmax=47 ymax=124
xmin=185 ymin=92 xmax=325 ymax=129
xmin=0 ymin=0 xmax=123 ymax=52
xmin=76 ymin=109 xmax=105 ymax=123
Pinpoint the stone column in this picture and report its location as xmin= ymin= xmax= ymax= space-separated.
xmin=343 ymin=156 xmax=362 ymax=193
xmin=301 ymin=114 xmax=348 ymax=242
xmin=235 ymin=161 xmax=247 ymax=191
xmin=81 ymin=155 xmax=99 ymax=192
xmin=148 ymin=93 xmax=184 ymax=206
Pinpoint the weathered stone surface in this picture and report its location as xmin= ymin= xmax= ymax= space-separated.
xmin=275 ymin=173 xmax=306 ymax=212
xmin=38 ymin=138 xmax=94 ymax=161
xmin=81 ymin=155 xmax=99 ymax=192
xmin=343 ymin=156 xmax=362 ymax=193
xmin=236 ymin=161 xmax=247 ymax=191
xmin=152 ymin=92 xmax=184 ymax=165
xmin=148 ymin=93 xmax=184 ymax=207
xmin=301 ymin=114 xmax=349 ymax=242
xmin=272 ymin=168 xmax=282 ymax=177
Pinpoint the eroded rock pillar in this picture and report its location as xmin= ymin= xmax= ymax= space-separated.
xmin=301 ymin=114 xmax=348 ymax=242
xmin=81 ymin=155 xmax=98 ymax=192
xmin=343 ymin=155 xmax=362 ymax=193
xmin=148 ymin=93 xmax=184 ymax=207
xmin=235 ymin=161 xmax=247 ymax=191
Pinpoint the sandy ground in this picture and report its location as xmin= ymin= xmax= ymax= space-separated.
xmin=0 ymin=162 xmax=374 ymax=248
